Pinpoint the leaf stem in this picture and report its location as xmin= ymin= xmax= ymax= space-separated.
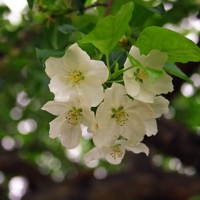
xmin=106 ymin=54 xmax=111 ymax=76
xmin=107 ymin=80 xmax=124 ymax=83
xmin=103 ymin=83 xmax=108 ymax=89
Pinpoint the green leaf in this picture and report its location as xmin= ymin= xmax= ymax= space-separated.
xmin=81 ymin=2 xmax=134 ymax=55
xmin=77 ymin=42 xmax=95 ymax=57
xmin=127 ymin=53 xmax=164 ymax=84
xmin=58 ymin=22 xmax=96 ymax=34
xmin=164 ymin=62 xmax=194 ymax=85
xmin=73 ymin=0 xmax=86 ymax=15
xmin=148 ymin=3 xmax=165 ymax=15
xmin=27 ymin=0 xmax=35 ymax=10
xmin=44 ymin=17 xmax=71 ymax=49
xmin=136 ymin=26 xmax=200 ymax=63
xmin=102 ymin=50 xmax=127 ymax=72
xmin=130 ymin=2 xmax=154 ymax=28
xmin=58 ymin=24 xmax=77 ymax=34
xmin=36 ymin=48 xmax=65 ymax=65
xmin=130 ymin=3 xmax=165 ymax=28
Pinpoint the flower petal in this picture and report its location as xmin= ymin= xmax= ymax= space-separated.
xmin=93 ymin=121 xmax=119 ymax=149
xmin=104 ymin=145 xmax=125 ymax=165
xmin=104 ymin=83 xmax=127 ymax=109
xmin=153 ymin=96 xmax=169 ymax=118
xmin=143 ymin=118 xmax=158 ymax=136
xmin=64 ymin=43 xmax=90 ymax=70
xmin=142 ymin=50 xmax=168 ymax=69
xmin=84 ymin=147 xmax=104 ymax=163
xmin=124 ymin=76 xmax=140 ymax=97
xmin=122 ymin=143 xmax=149 ymax=156
xmin=41 ymin=101 xmax=70 ymax=116
xmin=143 ymin=72 xmax=173 ymax=94
xmin=124 ymin=46 xmax=141 ymax=68
xmin=133 ymin=82 xmax=154 ymax=103
xmin=87 ymin=60 xmax=109 ymax=83
xmin=49 ymin=74 xmax=77 ymax=102
xmin=81 ymin=106 xmax=95 ymax=128
xmin=120 ymin=113 xmax=145 ymax=143
xmin=125 ymin=99 xmax=155 ymax=121
xmin=49 ymin=112 xmax=66 ymax=139
xmin=45 ymin=56 xmax=71 ymax=78
xmin=96 ymin=102 xmax=113 ymax=130
xmin=60 ymin=123 xmax=82 ymax=149
xmin=79 ymin=82 xmax=104 ymax=107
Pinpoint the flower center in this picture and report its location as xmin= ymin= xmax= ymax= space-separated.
xmin=68 ymin=70 xmax=84 ymax=86
xmin=66 ymin=107 xmax=82 ymax=126
xmin=110 ymin=145 xmax=123 ymax=159
xmin=111 ymin=107 xmax=129 ymax=126
xmin=134 ymin=68 xmax=148 ymax=82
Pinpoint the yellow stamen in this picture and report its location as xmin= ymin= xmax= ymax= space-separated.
xmin=110 ymin=145 xmax=123 ymax=159
xmin=68 ymin=70 xmax=84 ymax=86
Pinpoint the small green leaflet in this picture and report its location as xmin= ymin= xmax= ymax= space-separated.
xmin=27 ymin=0 xmax=35 ymax=10
xmin=81 ymin=2 xmax=134 ymax=55
xmin=36 ymin=48 xmax=65 ymax=66
xmin=127 ymin=53 xmax=164 ymax=85
xmin=136 ymin=26 xmax=200 ymax=63
xmin=164 ymin=62 xmax=194 ymax=85
xmin=58 ymin=22 xmax=96 ymax=34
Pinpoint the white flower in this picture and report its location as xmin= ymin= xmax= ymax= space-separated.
xmin=123 ymin=46 xmax=173 ymax=103
xmin=92 ymin=83 xmax=155 ymax=149
xmin=45 ymin=43 xmax=109 ymax=107
xmin=84 ymin=140 xmax=149 ymax=165
xmin=41 ymin=93 xmax=94 ymax=149
xmin=143 ymin=96 xmax=169 ymax=136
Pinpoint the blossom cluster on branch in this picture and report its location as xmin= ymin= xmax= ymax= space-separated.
xmin=42 ymin=43 xmax=173 ymax=165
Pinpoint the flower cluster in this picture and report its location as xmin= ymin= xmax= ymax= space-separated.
xmin=42 ymin=43 xmax=173 ymax=165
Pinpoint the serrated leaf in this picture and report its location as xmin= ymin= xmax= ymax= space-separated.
xmin=164 ymin=62 xmax=194 ymax=85
xmin=148 ymin=3 xmax=165 ymax=15
xmin=36 ymin=48 xmax=65 ymax=65
xmin=136 ymin=26 xmax=200 ymax=63
xmin=81 ymin=2 xmax=134 ymax=55
xmin=127 ymin=53 xmax=164 ymax=84
xmin=27 ymin=0 xmax=35 ymax=9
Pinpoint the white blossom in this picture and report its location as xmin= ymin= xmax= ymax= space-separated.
xmin=92 ymin=83 xmax=155 ymax=149
xmin=41 ymin=93 xmax=94 ymax=149
xmin=45 ymin=43 xmax=109 ymax=107
xmin=123 ymin=46 xmax=173 ymax=103
xmin=143 ymin=96 xmax=170 ymax=136
xmin=84 ymin=140 xmax=149 ymax=165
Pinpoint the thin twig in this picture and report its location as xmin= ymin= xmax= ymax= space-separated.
xmin=104 ymin=0 xmax=114 ymax=17
xmin=85 ymin=2 xmax=108 ymax=10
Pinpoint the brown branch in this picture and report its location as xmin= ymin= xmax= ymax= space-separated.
xmin=104 ymin=0 xmax=114 ymax=17
xmin=85 ymin=2 xmax=108 ymax=10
